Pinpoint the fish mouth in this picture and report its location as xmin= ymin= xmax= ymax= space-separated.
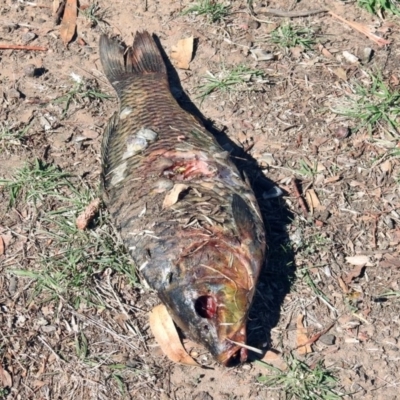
xmin=216 ymin=343 xmax=248 ymax=366
xmin=215 ymin=325 xmax=248 ymax=366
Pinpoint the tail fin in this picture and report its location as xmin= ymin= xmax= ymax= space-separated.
xmin=99 ymin=32 xmax=167 ymax=93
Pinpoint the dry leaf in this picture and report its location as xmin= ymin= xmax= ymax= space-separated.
xmin=333 ymin=67 xmax=347 ymax=81
xmin=346 ymin=255 xmax=372 ymax=266
xmin=343 ymin=265 xmax=365 ymax=284
xmin=76 ymin=198 xmax=101 ymax=230
xmin=379 ymin=255 xmax=400 ymax=269
xmin=318 ymin=44 xmax=333 ymax=59
xmin=162 ymin=184 xmax=189 ymax=209
xmin=53 ymin=0 xmax=61 ymax=14
xmin=60 ymin=0 xmax=77 ymax=45
xmin=324 ymin=175 xmax=341 ymax=184
xmin=380 ymin=160 xmax=392 ymax=173
xmin=170 ymin=37 xmax=194 ymax=70
xmin=389 ymin=230 xmax=400 ymax=245
xmin=261 ymin=350 xmax=287 ymax=370
xmin=0 ymin=364 xmax=12 ymax=388
xmin=305 ymin=189 xmax=321 ymax=213
xmin=149 ymin=304 xmax=200 ymax=367
xmin=290 ymin=46 xmax=303 ymax=58
xmin=0 ymin=236 xmax=4 ymax=256
xmin=338 ymin=276 xmax=349 ymax=293
xmin=296 ymin=314 xmax=312 ymax=355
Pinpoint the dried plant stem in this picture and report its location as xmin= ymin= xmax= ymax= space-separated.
xmin=291 ymin=178 xmax=309 ymax=218
xmin=0 ymin=44 xmax=48 ymax=51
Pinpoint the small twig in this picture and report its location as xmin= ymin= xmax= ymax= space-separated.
xmin=248 ymin=5 xmax=327 ymax=23
xmin=0 ymin=44 xmax=48 ymax=51
xmin=328 ymin=11 xmax=391 ymax=47
xmin=291 ymin=178 xmax=309 ymax=218
xmin=293 ymin=322 xmax=335 ymax=350
xmin=260 ymin=8 xmax=328 ymax=18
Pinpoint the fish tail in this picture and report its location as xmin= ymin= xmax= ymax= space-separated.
xmin=99 ymin=31 xmax=167 ymax=93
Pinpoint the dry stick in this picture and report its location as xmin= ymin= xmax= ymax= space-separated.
xmin=248 ymin=7 xmax=327 ymax=23
xmin=328 ymin=11 xmax=391 ymax=47
xmin=261 ymin=8 xmax=328 ymax=18
xmin=293 ymin=322 xmax=335 ymax=350
xmin=291 ymin=178 xmax=309 ymax=218
xmin=0 ymin=44 xmax=48 ymax=51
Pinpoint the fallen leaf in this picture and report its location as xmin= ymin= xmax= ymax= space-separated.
xmin=33 ymin=380 xmax=46 ymax=389
xmin=338 ymin=276 xmax=349 ymax=293
xmin=149 ymin=304 xmax=200 ymax=367
xmin=333 ymin=67 xmax=347 ymax=81
xmin=346 ymin=255 xmax=372 ymax=266
xmin=318 ymin=44 xmax=334 ymax=58
xmin=170 ymin=37 xmax=194 ymax=70
xmin=380 ymin=160 xmax=392 ymax=173
xmin=343 ymin=265 xmax=365 ymax=284
xmin=290 ymin=46 xmax=303 ymax=58
xmin=0 ymin=236 xmax=4 ymax=255
xmin=76 ymin=198 xmax=101 ymax=230
xmin=261 ymin=349 xmax=287 ymax=370
xmin=379 ymin=255 xmax=400 ymax=269
xmin=0 ymin=364 xmax=12 ymax=388
xmin=60 ymin=0 xmax=77 ymax=45
xmin=162 ymin=184 xmax=189 ymax=209
xmin=53 ymin=0 xmax=61 ymax=14
xmin=305 ymin=189 xmax=321 ymax=213
xmin=296 ymin=314 xmax=312 ymax=355
xmin=324 ymin=175 xmax=341 ymax=184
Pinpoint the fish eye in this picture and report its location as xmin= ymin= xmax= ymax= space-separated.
xmin=194 ymin=295 xmax=217 ymax=319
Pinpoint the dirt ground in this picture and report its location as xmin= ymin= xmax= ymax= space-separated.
xmin=1 ymin=0 xmax=400 ymax=399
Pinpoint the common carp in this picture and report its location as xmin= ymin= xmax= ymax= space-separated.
xmin=99 ymin=31 xmax=266 ymax=365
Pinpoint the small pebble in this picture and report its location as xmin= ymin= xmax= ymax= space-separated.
xmin=24 ymin=64 xmax=36 ymax=77
xmin=2 ymin=22 xmax=18 ymax=32
xmin=335 ymin=126 xmax=350 ymax=139
xmin=21 ymin=31 xmax=37 ymax=44
xmin=7 ymin=88 xmax=21 ymax=101
xmin=250 ymin=48 xmax=274 ymax=61
xmin=248 ymin=20 xmax=260 ymax=29
xmin=342 ymin=51 xmax=359 ymax=64
xmin=319 ymin=334 xmax=336 ymax=346
xmin=363 ymin=47 xmax=373 ymax=63
xmin=41 ymin=325 xmax=56 ymax=333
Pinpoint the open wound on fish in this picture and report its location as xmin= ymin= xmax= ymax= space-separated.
xmin=163 ymin=158 xmax=216 ymax=180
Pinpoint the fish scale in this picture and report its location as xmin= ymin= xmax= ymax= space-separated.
xmin=99 ymin=31 xmax=266 ymax=365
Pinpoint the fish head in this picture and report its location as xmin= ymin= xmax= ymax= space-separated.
xmin=159 ymin=243 xmax=261 ymax=366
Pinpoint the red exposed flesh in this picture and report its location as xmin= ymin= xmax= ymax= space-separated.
xmin=164 ymin=159 xmax=215 ymax=180
xmin=195 ymin=295 xmax=217 ymax=319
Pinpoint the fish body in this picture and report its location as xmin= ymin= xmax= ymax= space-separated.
xmin=99 ymin=32 xmax=266 ymax=365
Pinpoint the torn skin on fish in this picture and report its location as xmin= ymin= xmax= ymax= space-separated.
xmin=99 ymin=31 xmax=266 ymax=366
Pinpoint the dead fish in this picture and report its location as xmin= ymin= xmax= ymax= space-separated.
xmin=99 ymin=31 xmax=266 ymax=365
